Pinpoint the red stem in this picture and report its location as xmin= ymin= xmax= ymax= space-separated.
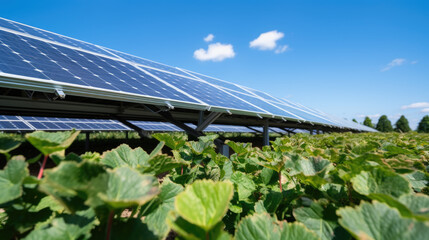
xmin=106 ymin=210 xmax=114 ymax=240
xmin=181 ymin=166 xmax=183 ymax=175
xmin=279 ymin=171 xmax=282 ymax=192
xmin=37 ymin=155 xmax=48 ymax=179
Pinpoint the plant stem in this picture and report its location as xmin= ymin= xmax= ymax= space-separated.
xmin=206 ymin=231 xmax=209 ymax=240
xmin=106 ymin=210 xmax=114 ymax=240
xmin=181 ymin=166 xmax=183 ymax=175
xmin=278 ymin=171 xmax=282 ymax=192
xmin=37 ymin=155 xmax=48 ymax=179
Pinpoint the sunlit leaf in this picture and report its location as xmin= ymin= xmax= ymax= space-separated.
xmin=175 ymin=180 xmax=233 ymax=231
xmin=25 ymin=130 xmax=80 ymax=155
xmin=337 ymin=201 xmax=429 ymax=240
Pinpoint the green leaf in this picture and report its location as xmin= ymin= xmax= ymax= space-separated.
xmin=0 ymin=134 xmax=23 ymax=159
xmin=235 ymin=213 xmax=319 ymax=240
xmin=25 ymin=130 xmax=80 ymax=155
xmin=23 ymin=209 xmax=96 ymax=240
xmin=140 ymin=154 xmax=188 ymax=176
xmin=263 ymin=191 xmax=283 ymax=213
xmin=337 ymin=201 xmax=429 ymax=240
xmin=399 ymin=194 xmax=429 ymax=220
xmin=198 ymin=134 xmax=219 ymax=143
xmin=404 ymin=171 xmax=428 ymax=192
xmin=145 ymin=179 xmax=184 ymax=239
xmin=256 ymin=150 xmax=288 ymax=173
xmin=27 ymin=153 xmax=42 ymax=164
xmin=174 ymin=180 xmax=233 ymax=231
xmin=152 ymin=133 xmax=187 ymax=150
xmin=80 ymin=151 xmax=101 ymax=162
xmin=101 ymin=144 xmax=150 ymax=169
xmin=293 ymin=202 xmax=351 ymax=240
xmin=351 ymin=168 xmax=412 ymax=198
xmin=0 ymin=159 xmax=29 ymax=204
xmin=230 ymin=172 xmax=257 ymax=201
xmin=39 ymin=161 xmax=107 ymax=212
xmin=285 ymin=155 xmax=332 ymax=176
xmin=167 ymin=212 xmax=232 ymax=240
xmin=225 ymin=140 xmax=253 ymax=155
xmin=94 ymin=167 xmax=159 ymax=209
xmin=35 ymin=196 xmax=64 ymax=212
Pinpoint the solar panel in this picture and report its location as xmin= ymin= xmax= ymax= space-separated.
xmin=0 ymin=17 xmax=372 ymax=132
xmin=129 ymin=121 xmax=184 ymax=132
xmin=0 ymin=115 xmax=131 ymax=131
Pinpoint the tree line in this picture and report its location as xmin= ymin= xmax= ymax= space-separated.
xmin=352 ymin=115 xmax=429 ymax=133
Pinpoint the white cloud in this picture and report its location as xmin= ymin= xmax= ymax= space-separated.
xmin=274 ymin=45 xmax=288 ymax=54
xmin=411 ymin=60 xmax=418 ymax=64
xmin=401 ymin=102 xmax=429 ymax=109
xmin=381 ymin=58 xmax=406 ymax=72
xmin=421 ymin=108 xmax=429 ymax=113
xmin=250 ymin=30 xmax=285 ymax=51
xmin=194 ymin=42 xmax=235 ymax=62
xmin=204 ymin=34 xmax=214 ymax=42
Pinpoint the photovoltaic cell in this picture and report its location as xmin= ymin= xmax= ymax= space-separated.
xmin=0 ymin=18 xmax=116 ymax=57
xmin=0 ymin=115 xmax=131 ymax=131
xmin=0 ymin=29 xmax=200 ymax=104
xmin=143 ymin=67 xmax=269 ymax=113
xmin=105 ymin=49 xmax=189 ymax=76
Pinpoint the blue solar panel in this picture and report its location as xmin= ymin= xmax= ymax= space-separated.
xmin=0 ymin=18 xmax=116 ymax=58
xmin=0 ymin=119 xmax=33 ymax=130
xmin=180 ymin=69 xmax=249 ymax=93
xmin=129 ymin=121 xmax=184 ymax=132
xmin=0 ymin=115 xmax=131 ymax=131
xmin=105 ymin=49 xmax=190 ymax=77
xmin=226 ymin=91 xmax=303 ymax=119
xmin=143 ymin=67 xmax=270 ymax=114
xmin=0 ymin=29 xmax=201 ymax=104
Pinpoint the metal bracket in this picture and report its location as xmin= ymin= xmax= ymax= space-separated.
xmin=196 ymin=112 xmax=223 ymax=132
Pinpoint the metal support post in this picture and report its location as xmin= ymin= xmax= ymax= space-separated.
xmin=85 ymin=132 xmax=90 ymax=152
xmin=263 ymin=119 xmax=269 ymax=146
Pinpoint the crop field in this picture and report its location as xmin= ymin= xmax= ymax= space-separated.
xmin=0 ymin=131 xmax=428 ymax=239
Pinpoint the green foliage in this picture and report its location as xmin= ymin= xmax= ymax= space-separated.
xmin=376 ymin=115 xmax=393 ymax=132
xmin=395 ymin=115 xmax=412 ymax=133
xmin=0 ymin=159 xmax=29 ymax=204
xmin=235 ymin=213 xmax=319 ymax=240
xmin=338 ymin=201 xmax=429 ymax=240
xmin=363 ymin=116 xmax=374 ymax=128
xmin=417 ymin=115 xmax=429 ymax=133
xmin=0 ymin=134 xmax=23 ymax=160
xmin=1 ymin=131 xmax=429 ymax=239
xmin=25 ymin=130 xmax=80 ymax=155
xmin=173 ymin=180 xmax=233 ymax=231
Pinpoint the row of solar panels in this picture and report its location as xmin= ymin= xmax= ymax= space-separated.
xmin=0 ymin=115 xmax=311 ymax=134
xmin=0 ymin=17 xmax=375 ymax=132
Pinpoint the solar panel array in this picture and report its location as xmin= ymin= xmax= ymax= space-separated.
xmin=1 ymin=115 xmax=308 ymax=134
xmin=0 ymin=115 xmax=131 ymax=131
xmin=0 ymin=17 xmax=375 ymax=132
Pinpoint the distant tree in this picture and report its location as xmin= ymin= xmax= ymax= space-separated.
xmin=394 ymin=115 xmax=411 ymax=133
xmin=352 ymin=118 xmax=358 ymax=123
xmin=376 ymin=115 xmax=393 ymax=132
xmin=363 ymin=117 xmax=374 ymax=128
xmin=417 ymin=115 xmax=429 ymax=133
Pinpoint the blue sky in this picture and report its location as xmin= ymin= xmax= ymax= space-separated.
xmin=1 ymin=0 xmax=428 ymax=129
